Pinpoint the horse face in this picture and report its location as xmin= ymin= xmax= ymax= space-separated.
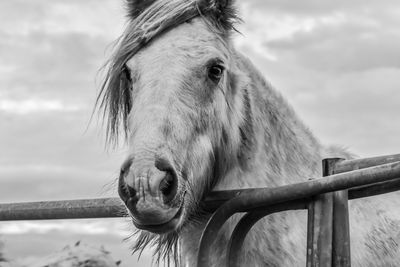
xmin=118 ymin=19 xmax=243 ymax=233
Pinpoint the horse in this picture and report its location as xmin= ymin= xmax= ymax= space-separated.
xmin=97 ymin=0 xmax=400 ymax=266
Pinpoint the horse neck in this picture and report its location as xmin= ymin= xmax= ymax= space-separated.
xmin=180 ymin=51 xmax=326 ymax=267
xmin=216 ymin=51 xmax=323 ymax=191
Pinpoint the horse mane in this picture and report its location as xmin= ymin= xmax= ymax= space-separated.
xmin=96 ymin=0 xmax=239 ymax=145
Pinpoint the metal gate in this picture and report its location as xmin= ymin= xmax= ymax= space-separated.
xmin=1 ymin=153 xmax=400 ymax=267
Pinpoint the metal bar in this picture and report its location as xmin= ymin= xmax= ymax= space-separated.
xmin=0 ymin=154 xmax=398 ymax=267
xmin=0 ymin=198 xmax=125 ymax=221
xmin=306 ymin=200 xmax=315 ymax=267
xmin=0 ymin=163 xmax=399 ymax=222
xmin=204 ymin=190 xmax=243 ymax=212
xmin=204 ymin=164 xmax=400 ymax=212
xmin=0 ymin=178 xmax=398 ymax=222
xmin=226 ymin=200 xmax=307 ymax=267
xmin=330 ymin=158 xmax=352 ymax=267
xmin=312 ymin=193 xmax=333 ymax=267
xmin=197 ymin=161 xmax=400 ymax=267
xmin=309 ymin=159 xmax=340 ymax=267
xmin=332 ymin=190 xmax=351 ymax=266
xmin=335 ymin=154 xmax=400 ymax=174
xmin=204 ymin=177 xmax=400 ymax=213
xmin=348 ymin=179 xmax=400 ymax=200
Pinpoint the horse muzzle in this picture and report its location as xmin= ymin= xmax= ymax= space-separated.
xmin=118 ymin=156 xmax=183 ymax=233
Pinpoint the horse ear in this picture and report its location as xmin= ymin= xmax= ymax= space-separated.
xmin=203 ymin=0 xmax=238 ymax=31
xmin=125 ymin=0 xmax=157 ymax=19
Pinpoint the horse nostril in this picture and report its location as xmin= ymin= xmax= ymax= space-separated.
xmin=118 ymin=175 xmax=137 ymax=202
xmin=159 ymin=171 xmax=178 ymax=204
xmin=126 ymin=185 xmax=137 ymax=198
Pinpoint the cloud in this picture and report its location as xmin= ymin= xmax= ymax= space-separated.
xmin=0 ymin=0 xmax=126 ymax=107
xmin=0 ymin=107 xmax=127 ymax=202
xmin=0 ymin=0 xmax=124 ymax=37
xmin=243 ymin=0 xmax=400 ymax=16
xmin=233 ymin=1 xmax=400 ymax=157
xmin=265 ymin=19 xmax=400 ymax=72
xmin=236 ymin=1 xmax=400 ymax=72
xmin=0 ymin=30 xmax=109 ymax=102
xmin=0 ymin=221 xmax=128 ymax=236
xmin=0 ymin=99 xmax=81 ymax=114
xmin=234 ymin=3 xmax=348 ymax=61
xmin=0 ymin=0 xmax=400 ymax=265
xmin=0 ymin=0 xmax=129 ymax=204
xmin=0 ymin=163 xmax=122 ymax=202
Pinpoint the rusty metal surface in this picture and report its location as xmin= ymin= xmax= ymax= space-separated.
xmin=307 ymin=158 xmax=341 ymax=267
xmin=198 ymin=161 xmax=400 ymax=267
xmin=204 ymin=162 xmax=400 ymax=212
xmin=0 ymin=198 xmax=126 ymax=221
xmin=335 ymin=153 xmax=400 ymax=174
xmin=2 ymin=172 xmax=399 ymax=223
xmin=331 ymin=158 xmax=352 ymax=267
xmin=348 ymin=179 xmax=400 ymax=199
xmin=227 ymin=200 xmax=308 ymax=267
xmin=204 ymin=176 xmax=400 ymax=213
xmin=306 ymin=201 xmax=315 ymax=266
xmin=0 ymin=154 xmax=399 ymax=267
xmin=333 ymin=190 xmax=351 ymax=267
xmin=0 ymin=161 xmax=398 ymax=223
xmin=312 ymin=193 xmax=334 ymax=267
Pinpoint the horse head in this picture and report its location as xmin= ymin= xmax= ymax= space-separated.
xmin=97 ymin=0 xmax=255 ymax=236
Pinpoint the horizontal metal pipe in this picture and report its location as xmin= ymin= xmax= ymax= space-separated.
xmin=1 ymin=163 xmax=400 ymax=221
xmin=335 ymin=153 xmax=400 ymax=174
xmin=204 ymin=177 xmax=400 ymax=213
xmin=0 ymin=198 xmax=126 ymax=221
xmin=348 ymin=179 xmax=400 ymax=200
xmin=203 ymin=177 xmax=400 ymax=213
xmin=197 ymin=161 xmax=400 ymax=266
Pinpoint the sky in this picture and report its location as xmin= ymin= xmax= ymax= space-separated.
xmin=0 ymin=0 xmax=399 ymax=266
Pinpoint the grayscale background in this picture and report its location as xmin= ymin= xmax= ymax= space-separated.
xmin=1 ymin=0 xmax=399 ymax=265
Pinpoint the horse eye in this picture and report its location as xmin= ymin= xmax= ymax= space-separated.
xmin=208 ymin=64 xmax=224 ymax=83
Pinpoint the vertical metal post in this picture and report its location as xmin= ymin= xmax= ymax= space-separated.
xmin=306 ymin=199 xmax=315 ymax=267
xmin=332 ymin=159 xmax=351 ymax=267
xmin=313 ymin=191 xmax=334 ymax=267
xmin=306 ymin=158 xmax=342 ymax=267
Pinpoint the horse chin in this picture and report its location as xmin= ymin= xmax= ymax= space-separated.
xmin=133 ymin=197 xmax=185 ymax=234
